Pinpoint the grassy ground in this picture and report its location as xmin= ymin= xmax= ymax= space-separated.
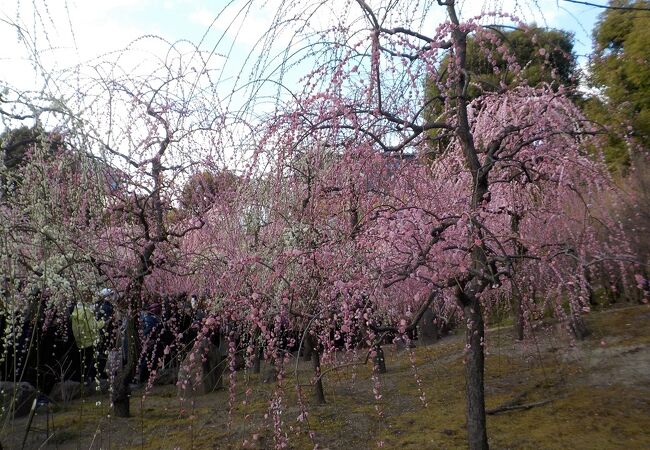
xmin=4 ymin=303 xmax=650 ymax=449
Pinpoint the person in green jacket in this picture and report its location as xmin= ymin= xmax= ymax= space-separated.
xmin=71 ymin=301 xmax=104 ymax=383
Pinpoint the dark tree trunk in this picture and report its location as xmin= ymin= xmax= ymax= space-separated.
xmin=511 ymin=285 xmax=525 ymax=341
xmin=112 ymin=315 xmax=138 ymax=418
xmin=583 ymin=269 xmax=597 ymax=307
xmin=510 ymin=213 xmax=525 ymax=341
xmin=373 ymin=345 xmax=386 ymax=374
xmin=417 ymin=307 xmax=439 ymax=345
xmin=204 ymin=341 xmax=225 ymax=392
xmin=252 ymin=345 xmax=261 ymax=374
xmin=569 ymin=313 xmax=590 ymax=340
xmin=445 ymin=2 xmax=492 ymax=448
xmin=263 ymin=362 xmax=278 ymax=384
xmin=302 ymin=333 xmax=313 ymax=362
xmin=111 ymin=378 xmax=131 ymax=417
xmin=307 ymin=335 xmax=325 ymax=404
xmin=458 ymin=289 xmax=489 ymax=450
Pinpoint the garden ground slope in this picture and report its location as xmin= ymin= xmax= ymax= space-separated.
xmin=6 ymin=304 xmax=650 ymax=449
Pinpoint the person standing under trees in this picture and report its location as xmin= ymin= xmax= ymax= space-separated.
xmin=138 ymin=301 xmax=161 ymax=383
xmin=95 ymin=288 xmax=115 ymax=378
xmin=70 ymin=293 xmax=104 ymax=384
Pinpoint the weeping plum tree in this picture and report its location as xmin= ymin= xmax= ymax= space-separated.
xmin=0 ymin=5 xmax=251 ymax=416
xmin=235 ymin=0 xmax=640 ymax=448
xmin=0 ymin=131 xmax=108 ymax=395
xmin=0 ymin=84 xmax=214 ymax=416
xmin=6 ymin=38 xmax=234 ymax=417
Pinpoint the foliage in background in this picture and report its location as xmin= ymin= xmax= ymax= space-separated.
xmin=583 ymin=0 xmax=650 ymax=173
xmin=424 ymin=26 xmax=577 ymax=158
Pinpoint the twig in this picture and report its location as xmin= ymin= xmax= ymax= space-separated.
xmin=486 ymin=398 xmax=554 ymax=415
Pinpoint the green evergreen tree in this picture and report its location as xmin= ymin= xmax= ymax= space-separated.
xmin=0 ymin=126 xmax=64 ymax=196
xmin=424 ymin=26 xmax=577 ymax=158
xmin=584 ymin=0 xmax=650 ymax=173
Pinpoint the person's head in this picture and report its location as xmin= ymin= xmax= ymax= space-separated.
xmin=99 ymin=288 xmax=115 ymax=304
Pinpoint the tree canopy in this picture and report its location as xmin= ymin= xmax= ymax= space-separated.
xmin=585 ymin=0 xmax=650 ymax=172
xmin=0 ymin=126 xmax=65 ymax=194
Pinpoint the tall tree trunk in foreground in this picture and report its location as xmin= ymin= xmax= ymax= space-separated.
xmin=447 ymin=0 xmax=491 ymax=445
xmin=460 ymin=289 xmax=489 ymax=450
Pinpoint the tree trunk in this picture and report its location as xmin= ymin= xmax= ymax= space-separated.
xmin=112 ymin=315 xmax=137 ymax=418
xmin=263 ymin=362 xmax=278 ymax=384
xmin=309 ymin=336 xmax=325 ymax=404
xmin=511 ymin=285 xmax=525 ymax=341
xmin=584 ymin=269 xmax=597 ymax=307
xmin=302 ymin=333 xmax=313 ymax=362
xmin=252 ymin=346 xmax=261 ymax=374
xmin=373 ymin=345 xmax=386 ymax=374
xmin=510 ymin=213 xmax=525 ymax=341
xmin=111 ymin=376 xmax=131 ymax=417
xmin=417 ymin=307 xmax=439 ymax=345
xmin=203 ymin=341 xmax=225 ymax=392
xmin=462 ymin=292 xmax=489 ymax=450
xmin=446 ymin=2 xmax=491 ymax=448
xmin=569 ymin=313 xmax=590 ymax=340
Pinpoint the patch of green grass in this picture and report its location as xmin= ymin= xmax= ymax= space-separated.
xmin=488 ymin=385 xmax=650 ymax=450
xmin=587 ymin=304 xmax=650 ymax=346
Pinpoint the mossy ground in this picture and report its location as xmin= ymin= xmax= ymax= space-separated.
xmin=4 ymin=304 xmax=650 ymax=449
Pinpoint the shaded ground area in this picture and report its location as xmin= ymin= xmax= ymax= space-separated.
xmin=4 ymin=304 xmax=650 ymax=449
